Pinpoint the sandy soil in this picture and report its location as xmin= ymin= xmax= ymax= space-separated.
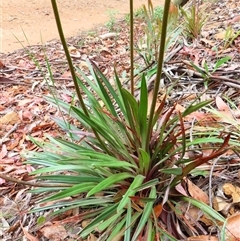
xmin=1 ymin=0 xmax=163 ymax=54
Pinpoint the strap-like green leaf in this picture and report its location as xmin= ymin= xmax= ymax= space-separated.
xmin=139 ymin=148 xmax=150 ymax=174
xmin=213 ymin=56 xmax=231 ymax=73
xmin=124 ymin=200 xmax=132 ymax=241
xmin=138 ymin=74 xmax=148 ymax=149
xmin=87 ymin=173 xmax=134 ymax=197
xmin=41 ymin=182 xmax=96 ymax=202
xmin=121 ymin=89 xmax=141 ymax=148
xmin=37 ymin=175 xmax=104 ymax=183
xmin=117 ymin=175 xmax=145 ymax=212
xmin=122 ymin=89 xmax=139 ymax=126
xmin=182 ymin=100 xmax=212 ymax=117
xmin=71 ymin=106 xmax=127 ymax=151
xmin=90 ymin=61 xmax=126 ymax=116
xmin=94 ymin=71 xmax=118 ymax=116
xmin=132 ymin=186 xmax=156 ymax=241
xmin=160 ymin=167 xmax=182 ymax=175
xmin=107 ymin=216 xmax=126 ymax=241
xmin=180 ymin=196 xmax=225 ymax=222
xmin=98 ymin=209 xmax=124 ymax=231
xmin=32 ymin=198 xmax=111 ymax=213
xmin=80 ymin=203 xmax=118 ymax=238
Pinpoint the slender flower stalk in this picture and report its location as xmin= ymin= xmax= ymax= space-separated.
xmin=51 ymin=0 xmax=87 ymax=116
xmin=130 ymin=0 xmax=134 ymax=95
xmin=51 ymin=0 xmax=110 ymax=154
xmin=145 ymin=0 xmax=171 ymax=151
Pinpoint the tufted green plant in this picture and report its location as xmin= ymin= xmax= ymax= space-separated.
xmin=180 ymin=0 xmax=207 ymax=40
xmin=24 ymin=0 xmax=231 ymax=240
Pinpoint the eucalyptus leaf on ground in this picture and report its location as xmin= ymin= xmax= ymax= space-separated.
xmin=20 ymin=0 xmax=238 ymax=240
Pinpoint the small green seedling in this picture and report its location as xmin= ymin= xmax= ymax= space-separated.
xmin=191 ymin=56 xmax=231 ymax=88
xmin=105 ymin=9 xmax=119 ymax=31
xmin=224 ymin=26 xmax=240 ymax=49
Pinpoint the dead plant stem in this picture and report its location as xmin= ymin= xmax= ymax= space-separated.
xmin=0 ymin=173 xmax=72 ymax=187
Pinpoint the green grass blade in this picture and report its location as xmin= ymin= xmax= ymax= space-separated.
xmin=107 ymin=217 xmax=126 ymax=241
xmin=182 ymin=100 xmax=212 ymax=117
xmin=71 ymin=106 xmax=128 ymax=151
xmin=124 ymin=200 xmax=132 ymax=241
xmin=160 ymin=167 xmax=182 ymax=175
xmin=90 ymin=61 xmax=126 ymax=115
xmin=156 ymin=227 xmax=178 ymax=241
xmin=117 ymin=175 xmax=145 ymax=212
xmin=80 ymin=203 xmax=118 ymax=238
xmin=138 ymin=74 xmax=148 ymax=150
xmin=122 ymin=89 xmax=139 ymax=128
xmin=93 ymin=70 xmax=118 ymax=117
xmin=139 ymin=148 xmax=150 ymax=175
xmin=36 ymin=175 xmax=104 ymax=183
xmin=146 ymin=220 xmax=154 ymax=241
xmin=44 ymin=136 xmax=90 ymax=151
xmin=98 ymin=209 xmax=124 ymax=232
xmin=31 ymin=199 xmax=107 ymax=213
xmin=87 ymin=173 xmax=134 ymax=197
xmin=121 ymin=89 xmax=141 ymax=149
xmin=132 ymin=186 xmax=156 ymax=241
xmin=180 ymin=196 xmax=225 ymax=222
xmin=213 ymin=56 xmax=231 ymax=72
xmin=114 ymin=69 xmax=128 ymax=115
xmin=132 ymin=178 xmax=159 ymax=192
xmin=41 ymin=183 xmax=96 ymax=202
xmin=30 ymin=165 xmax=95 ymax=174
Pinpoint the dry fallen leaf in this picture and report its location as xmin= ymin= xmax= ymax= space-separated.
xmin=187 ymin=235 xmax=218 ymax=241
xmin=214 ymin=30 xmax=226 ymax=40
xmin=228 ymin=15 xmax=240 ymax=24
xmin=0 ymin=177 xmax=6 ymax=185
xmin=200 ymin=38 xmax=216 ymax=47
xmin=214 ymin=96 xmax=236 ymax=124
xmin=223 ymin=183 xmax=240 ymax=204
xmin=0 ymin=60 xmax=6 ymax=69
xmin=153 ymin=203 xmax=163 ymax=218
xmin=18 ymin=59 xmax=35 ymax=69
xmin=0 ymin=111 xmax=19 ymax=125
xmin=40 ymin=224 xmax=67 ymax=240
xmin=213 ymin=196 xmax=231 ymax=213
xmin=22 ymin=227 xmax=39 ymax=241
xmin=216 ymin=96 xmax=230 ymax=112
xmin=0 ymin=144 xmax=8 ymax=159
xmin=175 ymin=104 xmax=214 ymax=124
xmin=18 ymin=98 xmax=35 ymax=107
xmin=88 ymin=233 xmax=98 ymax=241
xmin=225 ymin=213 xmax=240 ymax=241
xmin=186 ymin=178 xmax=209 ymax=204
xmin=82 ymin=219 xmax=92 ymax=228
xmin=78 ymin=60 xmax=89 ymax=71
xmin=68 ymin=46 xmax=81 ymax=57
xmin=186 ymin=206 xmax=204 ymax=225
xmin=168 ymin=2 xmax=178 ymax=23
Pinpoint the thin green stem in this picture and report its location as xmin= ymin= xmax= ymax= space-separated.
xmin=51 ymin=0 xmax=88 ymax=116
xmin=145 ymin=0 xmax=171 ymax=151
xmin=51 ymin=0 xmax=110 ymax=154
xmin=130 ymin=0 xmax=134 ymax=95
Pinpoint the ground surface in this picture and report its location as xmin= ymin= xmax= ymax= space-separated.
xmin=1 ymin=0 xmax=162 ymax=53
xmin=0 ymin=0 xmax=240 ymax=240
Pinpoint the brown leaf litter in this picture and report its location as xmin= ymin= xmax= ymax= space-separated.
xmin=0 ymin=0 xmax=240 ymax=240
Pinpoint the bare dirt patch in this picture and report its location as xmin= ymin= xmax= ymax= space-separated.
xmin=1 ymin=0 xmax=163 ymax=53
